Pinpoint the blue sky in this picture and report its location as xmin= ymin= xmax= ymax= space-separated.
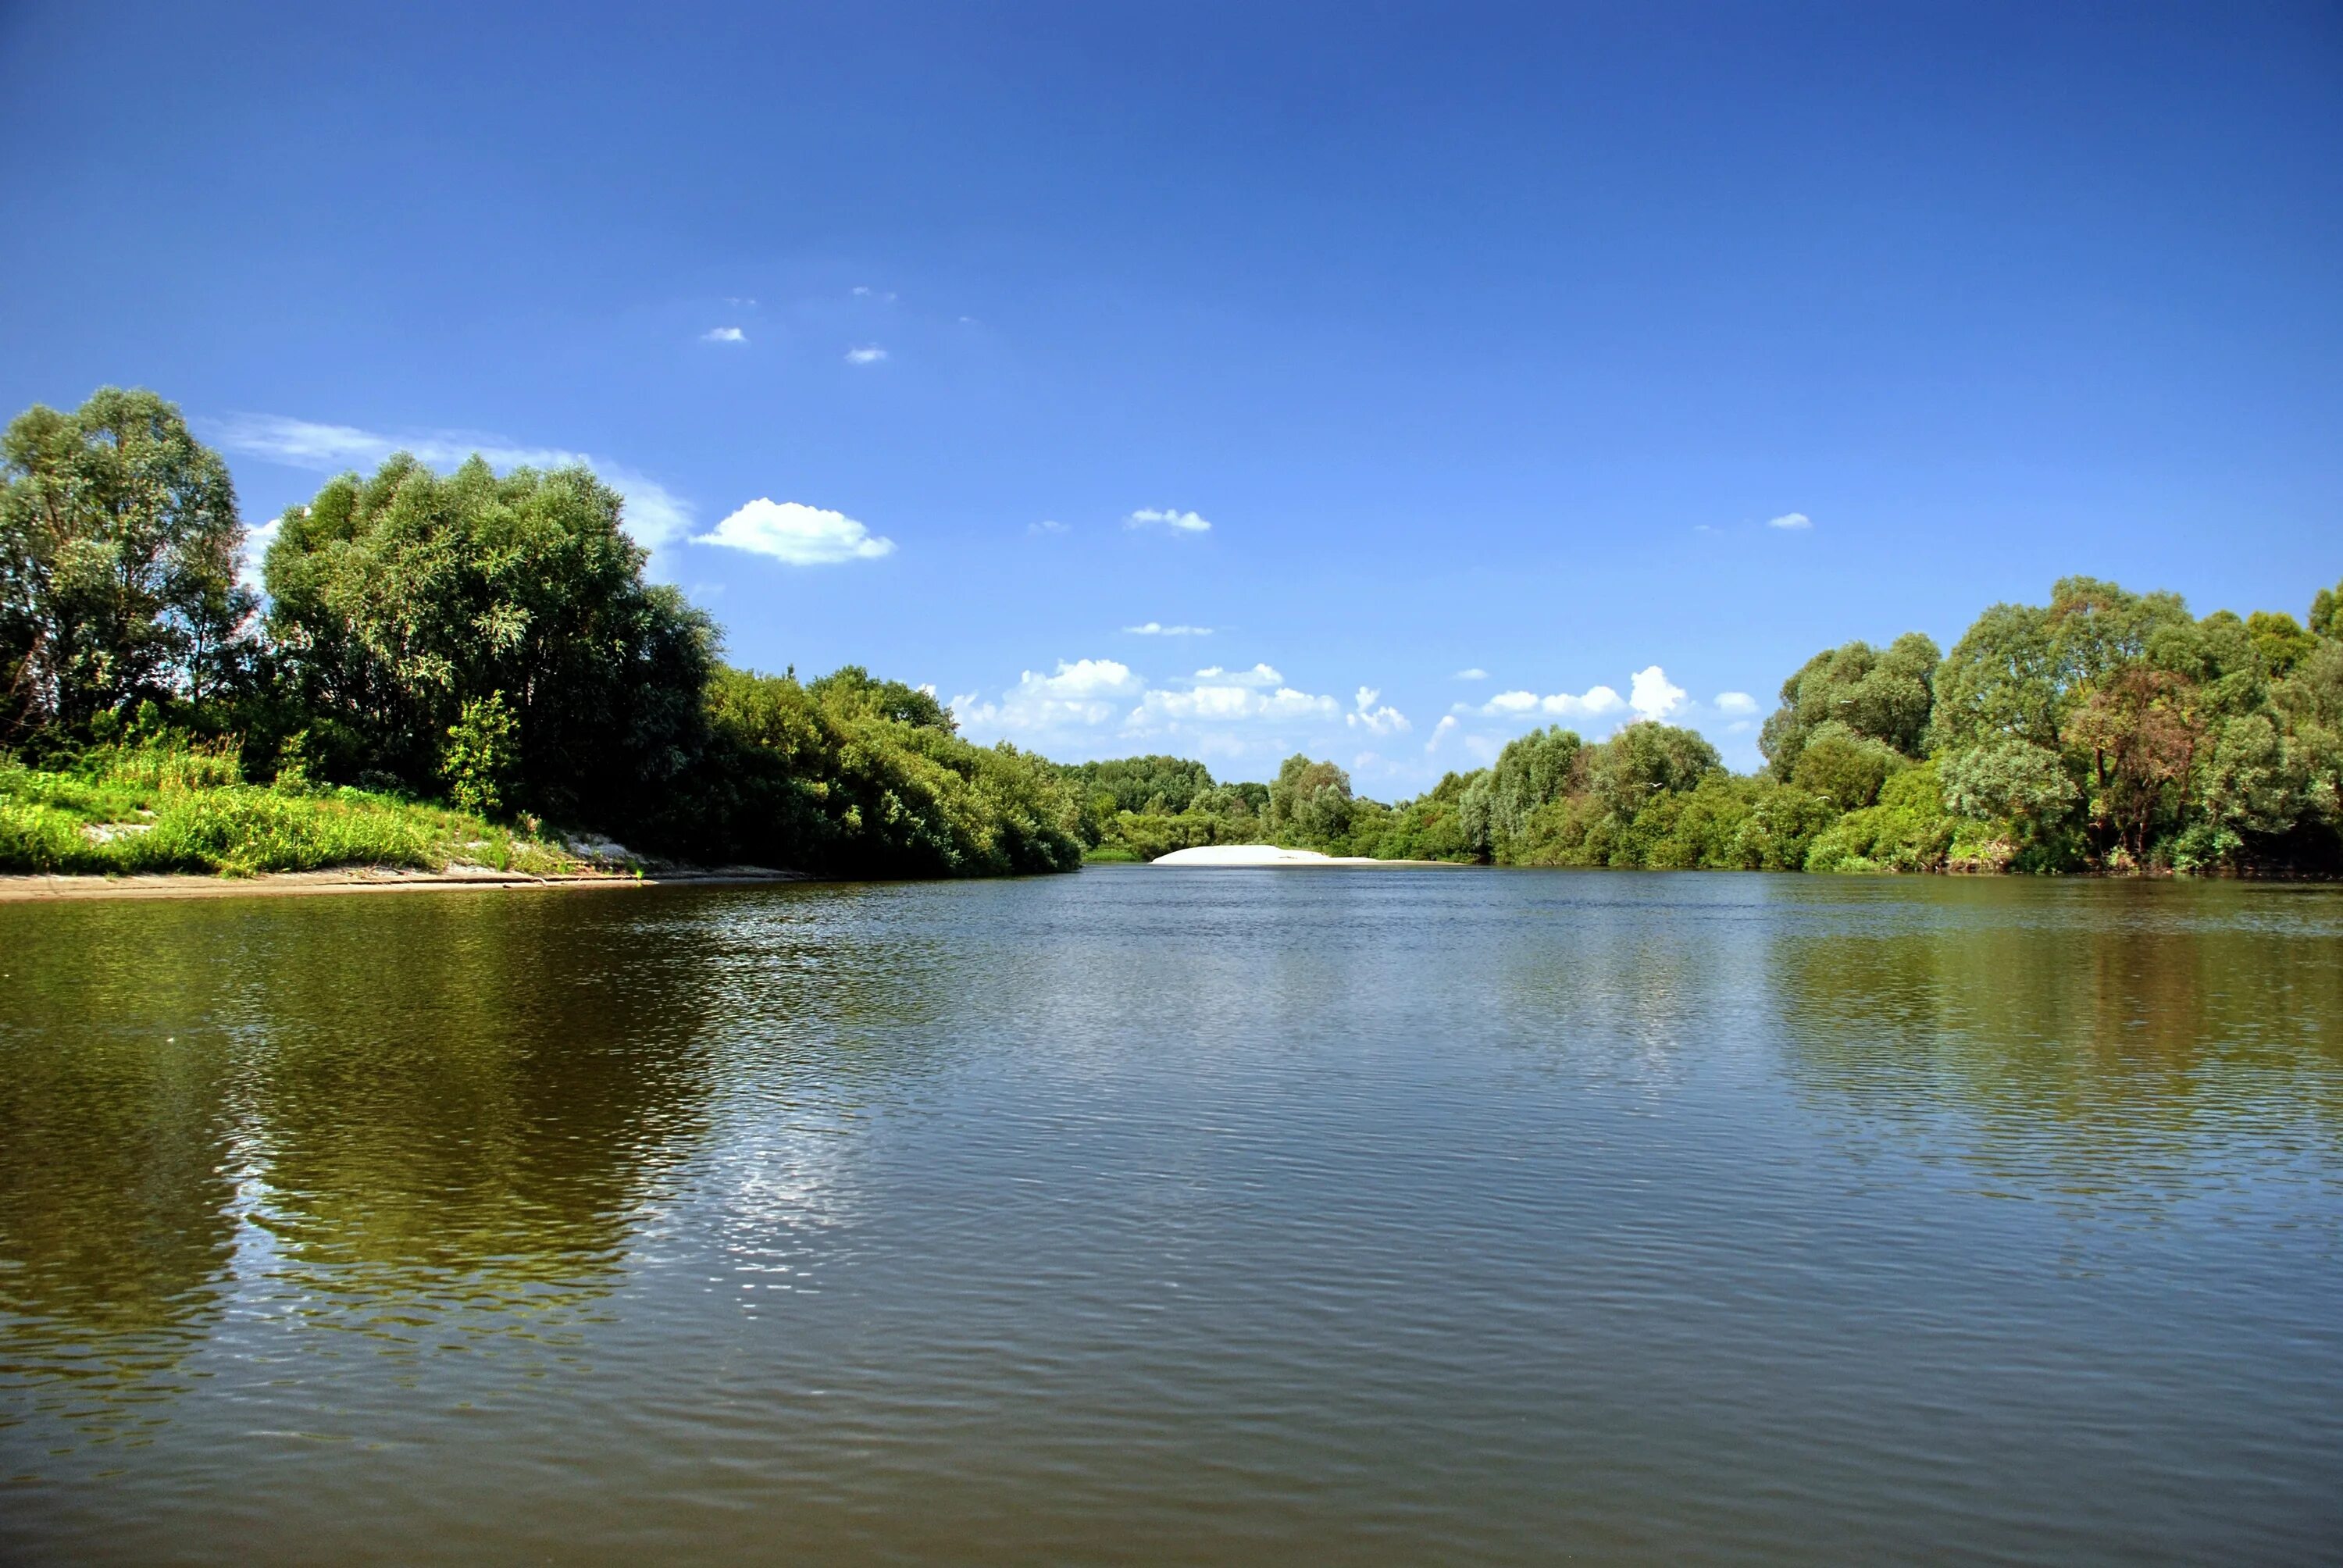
xmin=4 ymin=2 xmax=2338 ymax=789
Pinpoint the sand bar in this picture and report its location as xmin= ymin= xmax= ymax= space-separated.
xmin=1150 ymin=844 xmax=1446 ymax=868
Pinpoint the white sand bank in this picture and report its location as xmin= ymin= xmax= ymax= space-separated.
xmin=1151 ymin=844 xmax=1426 ymax=868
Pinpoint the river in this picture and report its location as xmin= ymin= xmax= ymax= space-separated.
xmin=3 ymin=868 xmax=2339 ymax=1563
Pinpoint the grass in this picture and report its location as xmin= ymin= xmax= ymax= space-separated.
xmin=0 ymin=739 xmax=590 ymax=878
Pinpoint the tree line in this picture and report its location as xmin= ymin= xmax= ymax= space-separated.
xmin=1072 ymin=580 xmax=2343 ymax=875
xmin=2 ymin=389 xmax=1083 ymax=875
xmin=7 ymin=387 xmax=2338 ymax=878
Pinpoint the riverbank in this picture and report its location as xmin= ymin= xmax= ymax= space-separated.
xmin=0 ymin=863 xmax=804 ymax=902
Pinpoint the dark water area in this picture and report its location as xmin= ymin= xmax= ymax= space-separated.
xmin=2 ymin=869 xmax=2340 ymax=1564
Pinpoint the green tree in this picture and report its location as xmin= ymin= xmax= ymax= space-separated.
xmin=1267 ymin=754 xmax=1354 ymax=845
xmin=1789 ymin=720 xmax=1904 ymax=810
xmin=1 ymin=387 xmax=251 ymax=736
xmin=264 ymin=454 xmax=713 ymax=825
xmin=1759 ymin=632 xmax=1938 ymax=778
xmin=1458 ymin=725 xmax=1582 ymax=858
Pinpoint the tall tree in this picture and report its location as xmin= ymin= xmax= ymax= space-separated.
xmin=0 ymin=387 xmax=251 ymax=736
xmin=264 ymin=454 xmax=713 ymax=824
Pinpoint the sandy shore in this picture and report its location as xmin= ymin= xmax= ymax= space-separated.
xmin=1150 ymin=844 xmax=1451 ymax=868
xmin=0 ymin=864 xmax=804 ymax=902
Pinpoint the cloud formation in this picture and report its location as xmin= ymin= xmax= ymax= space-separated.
xmin=1714 ymin=691 xmax=1758 ymax=715
xmin=1426 ymin=714 xmax=1459 ymax=752
xmin=1126 ymin=507 xmax=1211 ymax=534
xmin=237 ymin=514 xmax=280 ymax=595
xmin=1029 ymin=519 xmax=1068 ymax=536
xmin=1467 ymin=665 xmax=1687 ymax=725
xmin=1628 ymin=665 xmax=1687 ymax=720
xmin=1124 ymin=622 xmax=1212 ymax=636
xmin=1346 ymin=687 xmax=1410 ymax=736
xmin=1767 ymin=511 xmax=1812 ymax=530
xmin=950 ymin=659 xmax=1144 ymax=731
xmin=694 ymin=498 xmax=896 ymax=565
xmin=701 ymin=326 xmax=746 ymax=343
xmin=844 ymin=344 xmax=888 ymax=365
xmin=1454 ymin=668 xmax=1489 ymax=680
xmin=209 ymin=414 xmax=694 ymax=565
xmin=951 ymin=657 xmax=1355 ymax=761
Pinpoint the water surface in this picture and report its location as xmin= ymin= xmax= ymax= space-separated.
xmin=3 ymin=870 xmax=2340 ymax=1563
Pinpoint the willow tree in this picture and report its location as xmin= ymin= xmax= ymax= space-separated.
xmin=263 ymin=453 xmax=713 ymax=824
xmin=0 ymin=387 xmax=251 ymax=737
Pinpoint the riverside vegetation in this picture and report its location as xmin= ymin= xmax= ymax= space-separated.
xmin=4 ymin=387 xmax=2339 ymax=879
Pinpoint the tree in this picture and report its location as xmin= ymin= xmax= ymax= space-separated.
xmin=1760 ymin=632 xmax=1938 ymax=778
xmin=1939 ymin=737 xmax=2077 ymax=829
xmin=1586 ymin=722 xmax=1722 ymax=821
xmin=1267 ymin=754 xmax=1353 ymax=844
xmin=1789 ymin=720 xmax=1904 ymax=810
xmin=2063 ymin=667 xmax=2199 ymax=860
xmin=0 ymin=387 xmax=251 ymax=736
xmin=264 ymin=454 xmax=713 ymax=824
xmin=1458 ymin=725 xmax=1582 ymax=857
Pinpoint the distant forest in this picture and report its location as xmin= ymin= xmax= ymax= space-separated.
xmin=5 ymin=388 xmax=2340 ymax=878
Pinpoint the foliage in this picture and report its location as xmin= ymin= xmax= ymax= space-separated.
xmin=644 ymin=665 xmax=1084 ymax=877
xmin=0 ymin=734 xmax=580 ymax=876
xmin=263 ymin=454 xmax=715 ymax=825
xmin=440 ymin=691 xmax=521 ymax=816
xmin=1760 ymin=632 xmax=1938 ymax=777
xmin=2 ymin=388 xmax=251 ymax=738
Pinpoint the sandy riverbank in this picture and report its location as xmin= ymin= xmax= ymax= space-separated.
xmin=0 ymin=864 xmax=804 ymax=902
xmin=1149 ymin=844 xmax=1453 ymax=868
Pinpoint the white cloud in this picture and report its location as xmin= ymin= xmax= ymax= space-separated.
xmin=701 ymin=326 xmax=746 ymax=343
xmin=237 ymin=514 xmax=281 ymax=596
xmin=1426 ymin=714 xmax=1459 ymax=753
xmin=1714 ymin=691 xmax=1759 ymax=715
xmin=1132 ymin=682 xmax=1336 ymax=727
xmin=1029 ymin=519 xmax=1068 ymax=536
xmin=950 ymin=658 xmax=1144 ymax=732
xmin=1453 ymin=668 xmax=1489 ymax=681
xmin=1346 ymin=686 xmax=1410 ymax=736
xmin=1628 ymin=665 xmax=1687 ymax=720
xmin=1125 ymin=622 xmax=1212 ymax=636
xmin=1193 ymin=663 xmax=1281 ymax=686
xmin=851 ymin=286 xmax=898 ymax=302
xmin=1767 ymin=511 xmax=1812 ymax=530
xmin=1468 ymin=666 xmax=1686 ymax=726
xmin=207 ymin=413 xmax=694 ymax=569
xmin=844 ymin=344 xmax=888 ymax=365
xmin=1478 ymin=683 xmax=1624 ymax=719
xmin=694 ymin=498 xmax=895 ymax=565
xmin=1125 ymin=507 xmax=1211 ymax=534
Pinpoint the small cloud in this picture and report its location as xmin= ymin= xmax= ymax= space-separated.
xmin=1714 ymin=691 xmax=1758 ymax=715
xmin=1192 ymin=663 xmax=1282 ymax=686
xmin=1453 ymin=668 xmax=1489 ymax=681
xmin=1029 ymin=519 xmax=1068 ymax=536
xmin=694 ymin=498 xmax=896 ymax=565
xmin=1346 ymin=686 xmax=1410 ymax=736
xmin=1125 ymin=622 xmax=1212 ymax=636
xmin=237 ymin=514 xmax=281 ymax=595
xmin=701 ymin=326 xmax=746 ymax=344
xmin=1767 ymin=511 xmax=1812 ymax=531
xmin=1629 ymin=665 xmax=1687 ymax=720
xmin=1126 ymin=507 xmax=1211 ymax=534
xmin=1427 ymin=714 xmax=1459 ymax=753
xmin=845 ymin=344 xmax=888 ymax=365
xmin=851 ymin=286 xmax=898 ymax=302
xmin=724 ymin=296 xmax=758 ymax=306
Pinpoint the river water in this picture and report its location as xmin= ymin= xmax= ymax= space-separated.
xmin=2 ymin=869 xmax=2339 ymax=1563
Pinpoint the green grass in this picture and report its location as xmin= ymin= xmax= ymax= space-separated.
xmin=0 ymin=741 xmax=588 ymax=878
